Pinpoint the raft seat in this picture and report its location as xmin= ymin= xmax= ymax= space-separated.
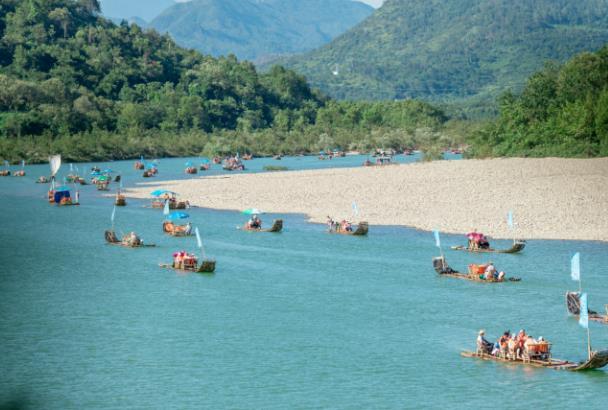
xmin=523 ymin=343 xmax=552 ymax=363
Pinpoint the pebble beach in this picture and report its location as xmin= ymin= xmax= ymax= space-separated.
xmin=126 ymin=157 xmax=608 ymax=242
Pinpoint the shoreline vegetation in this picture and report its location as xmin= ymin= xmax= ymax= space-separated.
xmin=126 ymin=157 xmax=608 ymax=242
xmin=1 ymin=2 xmax=607 ymax=164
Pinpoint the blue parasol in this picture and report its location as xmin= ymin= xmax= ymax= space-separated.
xmin=102 ymin=169 xmax=114 ymax=174
xmin=167 ymin=211 xmax=189 ymax=220
xmin=54 ymin=185 xmax=71 ymax=192
xmin=90 ymin=171 xmax=101 ymax=176
xmin=150 ymin=189 xmax=176 ymax=197
xmin=185 ymin=161 xmax=192 ymax=167
xmin=200 ymin=158 xmax=210 ymax=164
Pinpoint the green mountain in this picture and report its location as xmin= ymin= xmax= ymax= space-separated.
xmin=149 ymin=0 xmax=373 ymax=62
xmin=279 ymin=0 xmax=608 ymax=113
xmin=0 ymin=0 xmax=320 ymax=159
xmin=469 ymin=45 xmax=608 ymax=157
xmin=0 ymin=0 xmax=446 ymax=162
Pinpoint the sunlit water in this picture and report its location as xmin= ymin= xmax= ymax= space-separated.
xmin=1 ymin=155 xmax=606 ymax=409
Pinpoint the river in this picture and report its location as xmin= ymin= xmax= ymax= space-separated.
xmin=1 ymin=154 xmax=606 ymax=408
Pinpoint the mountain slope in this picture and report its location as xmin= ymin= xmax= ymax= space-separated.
xmin=279 ymin=0 xmax=608 ymax=110
xmin=0 ymin=0 xmax=321 ymax=149
xmin=469 ymin=45 xmax=608 ymax=157
xmin=149 ymin=0 xmax=373 ymax=62
xmin=0 ymin=0 xmax=447 ymax=162
xmin=99 ymin=0 xmax=175 ymax=22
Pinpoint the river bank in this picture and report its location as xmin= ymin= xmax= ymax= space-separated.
xmin=126 ymin=157 xmax=608 ymax=241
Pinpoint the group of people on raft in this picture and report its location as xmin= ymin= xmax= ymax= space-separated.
xmin=172 ymin=251 xmax=198 ymax=270
xmin=105 ymin=230 xmax=143 ymax=247
xmin=159 ymin=192 xmax=190 ymax=209
xmin=246 ymin=214 xmax=263 ymax=229
xmin=467 ymin=229 xmax=490 ymax=249
xmin=223 ymin=156 xmax=245 ymax=171
xmin=477 ymin=329 xmax=551 ymax=361
xmin=468 ymin=261 xmax=506 ymax=281
xmin=326 ymin=216 xmax=352 ymax=232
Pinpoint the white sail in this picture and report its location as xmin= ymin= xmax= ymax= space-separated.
xmin=49 ymin=155 xmax=62 ymax=177
xmin=195 ymin=227 xmax=207 ymax=259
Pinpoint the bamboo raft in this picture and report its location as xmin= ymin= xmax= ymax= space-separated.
xmin=451 ymin=240 xmax=526 ymax=254
xmin=432 ymin=257 xmax=520 ymax=283
xmin=461 ymin=350 xmax=608 ymax=371
xmin=104 ymin=230 xmax=155 ymax=248
xmin=152 ymin=200 xmax=187 ymax=210
xmin=115 ymin=195 xmax=127 ymax=206
xmin=329 ymin=222 xmax=369 ymax=236
xmin=159 ymin=260 xmax=216 ymax=274
xmin=241 ymin=219 xmax=283 ymax=233
xmin=566 ymin=292 xmax=608 ymax=324
xmin=163 ymin=221 xmax=193 ymax=237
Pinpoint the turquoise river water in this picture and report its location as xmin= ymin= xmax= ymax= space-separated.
xmin=0 ymin=154 xmax=606 ymax=409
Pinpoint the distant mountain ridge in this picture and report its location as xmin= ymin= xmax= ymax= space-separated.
xmin=149 ymin=0 xmax=374 ymax=62
xmin=278 ymin=0 xmax=608 ymax=112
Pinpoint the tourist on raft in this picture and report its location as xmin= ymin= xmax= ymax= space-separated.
xmin=326 ymin=217 xmax=353 ymax=233
xmin=476 ymin=330 xmax=493 ymax=354
xmin=248 ymin=214 xmax=262 ymax=229
xmin=326 ymin=216 xmax=338 ymax=232
xmin=122 ymin=232 xmax=142 ymax=247
xmin=172 ymin=250 xmax=197 ymax=270
xmin=469 ymin=261 xmax=506 ymax=281
xmin=340 ymin=220 xmax=353 ymax=232
xmin=483 ymin=262 xmax=505 ymax=281
xmin=467 ymin=229 xmax=490 ymax=250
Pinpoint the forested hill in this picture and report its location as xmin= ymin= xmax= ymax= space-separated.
xmin=469 ymin=46 xmax=608 ymax=158
xmin=277 ymin=0 xmax=608 ymax=114
xmin=0 ymin=0 xmax=448 ymax=162
xmin=149 ymin=0 xmax=373 ymax=63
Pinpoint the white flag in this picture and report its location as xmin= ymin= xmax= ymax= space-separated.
xmin=195 ymin=227 xmax=202 ymax=249
xmin=579 ymin=293 xmax=588 ymax=329
xmin=571 ymin=252 xmax=580 ymax=281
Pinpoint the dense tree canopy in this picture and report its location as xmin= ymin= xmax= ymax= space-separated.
xmin=0 ymin=0 xmax=450 ymax=162
xmin=468 ymin=46 xmax=608 ymax=157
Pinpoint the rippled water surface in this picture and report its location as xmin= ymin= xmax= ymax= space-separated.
xmin=1 ymin=156 xmax=606 ymax=408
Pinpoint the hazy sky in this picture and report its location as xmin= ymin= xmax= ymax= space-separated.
xmin=359 ymin=0 xmax=384 ymax=7
xmin=174 ymin=0 xmax=385 ymax=7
